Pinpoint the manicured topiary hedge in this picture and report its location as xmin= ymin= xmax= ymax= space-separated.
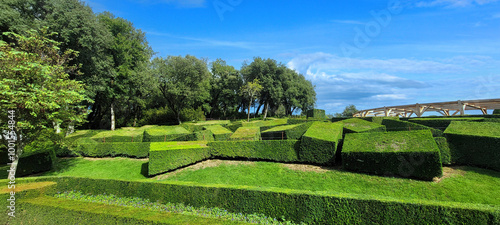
xmin=74 ymin=142 xmax=150 ymax=158
xmin=409 ymin=117 xmax=484 ymax=131
xmin=261 ymin=122 xmax=313 ymax=140
xmin=148 ymin=142 xmax=210 ymax=176
xmin=230 ymin=127 xmax=261 ymax=141
xmin=341 ymin=118 xmax=386 ymax=133
xmin=434 ymin=137 xmax=451 ymax=165
xmin=0 ymin=149 xmax=56 ymax=179
xmin=20 ymin=176 xmax=500 ymax=225
xmin=306 ymin=109 xmax=326 ymax=119
xmin=382 ymin=119 xmax=443 ymax=137
xmin=299 ymin=122 xmax=343 ymax=165
xmin=370 ymin=116 xmax=399 ymax=125
xmin=225 ymin=121 xmax=243 ymax=132
xmin=444 ymin=121 xmax=500 ymax=171
xmin=142 ymin=126 xmax=191 ymax=142
xmin=209 ymin=140 xmax=300 ymax=162
xmin=204 ymin=125 xmax=232 ymax=141
xmin=342 ymin=130 xmax=442 ymax=180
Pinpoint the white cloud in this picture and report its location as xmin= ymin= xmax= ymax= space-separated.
xmin=369 ymin=94 xmax=408 ymax=100
xmin=416 ymin=0 xmax=499 ymax=7
xmin=147 ymin=31 xmax=266 ymax=49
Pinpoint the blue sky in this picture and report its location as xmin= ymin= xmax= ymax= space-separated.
xmin=84 ymin=0 xmax=500 ymax=115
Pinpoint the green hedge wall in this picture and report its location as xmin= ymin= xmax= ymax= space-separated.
xmin=149 ymin=143 xmax=211 ymax=176
xmin=209 ymin=140 xmax=300 ymax=162
xmin=299 ymin=122 xmax=343 ymax=165
xmin=306 ymin=109 xmax=326 ymax=119
xmin=341 ymin=118 xmax=386 ymax=133
xmin=74 ymin=142 xmax=150 ymax=158
xmin=342 ymin=130 xmax=442 ymax=180
xmin=142 ymin=126 xmax=191 ymax=142
xmin=21 ymin=176 xmax=500 ymax=225
xmin=203 ymin=125 xmax=232 ymax=141
xmin=409 ymin=117 xmax=484 ymax=131
xmin=230 ymin=127 xmax=261 ymax=141
xmin=434 ymin=137 xmax=451 ymax=165
xmin=370 ymin=116 xmax=399 ymax=125
xmin=90 ymin=128 xmax=145 ymax=143
xmin=225 ymin=121 xmax=243 ymax=132
xmin=0 ymin=149 xmax=55 ymax=179
xmin=261 ymin=122 xmax=313 ymax=140
xmin=444 ymin=121 xmax=500 ymax=171
xmin=382 ymin=119 xmax=443 ymax=137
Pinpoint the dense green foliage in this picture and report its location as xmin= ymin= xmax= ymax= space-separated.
xmin=409 ymin=117 xmax=484 ymax=130
xmin=74 ymin=142 xmax=150 ymax=158
xmin=334 ymin=105 xmax=358 ymax=117
xmin=299 ymin=122 xmax=343 ymax=165
xmin=14 ymin=176 xmax=500 ymax=225
xmin=342 ymin=130 xmax=442 ymax=180
xmin=306 ymin=109 xmax=326 ymax=119
xmin=261 ymin=122 xmax=312 ymax=140
xmin=434 ymin=137 xmax=451 ymax=165
xmin=149 ymin=142 xmax=210 ymax=175
xmin=493 ymin=109 xmax=500 ymax=115
xmin=204 ymin=125 xmax=233 ymax=141
xmin=341 ymin=118 xmax=386 ymax=133
xmin=142 ymin=126 xmax=190 ymax=142
xmin=209 ymin=140 xmax=300 ymax=162
xmin=0 ymin=149 xmax=55 ymax=179
xmin=444 ymin=121 xmax=500 ymax=171
xmin=230 ymin=127 xmax=261 ymax=141
xmin=382 ymin=119 xmax=443 ymax=137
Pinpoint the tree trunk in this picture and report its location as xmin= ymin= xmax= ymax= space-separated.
xmin=247 ymin=97 xmax=252 ymax=122
xmin=263 ymin=102 xmax=269 ymax=120
xmin=111 ymin=102 xmax=115 ymax=131
xmin=53 ymin=121 xmax=61 ymax=134
xmin=133 ymin=114 xmax=137 ymax=127
xmin=66 ymin=120 xmax=75 ymax=137
xmin=255 ymin=103 xmax=262 ymax=117
xmin=176 ymin=111 xmax=182 ymax=125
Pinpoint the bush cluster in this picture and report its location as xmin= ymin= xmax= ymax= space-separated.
xmin=203 ymin=125 xmax=233 ymax=141
xmin=230 ymin=127 xmax=261 ymax=141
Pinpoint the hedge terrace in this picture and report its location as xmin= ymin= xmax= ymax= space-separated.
xmin=299 ymin=122 xmax=343 ymax=165
xmin=230 ymin=127 xmax=261 ymax=141
xmin=74 ymin=142 xmax=150 ymax=158
xmin=261 ymin=122 xmax=312 ymax=140
xmin=90 ymin=126 xmax=151 ymax=143
xmin=342 ymin=130 xmax=442 ymax=180
xmin=382 ymin=119 xmax=443 ymax=137
xmin=142 ymin=126 xmax=191 ymax=142
xmin=444 ymin=121 xmax=500 ymax=171
xmin=149 ymin=142 xmax=210 ymax=175
xmin=409 ymin=117 xmax=484 ymax=130
xmin=209 ymin=140 xmax=300 ymax=162
xmin=242 ymin=118 xmax=288 ymax=131
xmin=340 ymin=118 xmax=386 ymax=133
xmin=204 ymin=125 xmax=233 ymax=141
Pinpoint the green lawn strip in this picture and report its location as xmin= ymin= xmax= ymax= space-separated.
xmin=14 ymin=196 xmax=245 ymax=225
xmin=230 ymin=127 xmax=261 ymax=140
xmin=242 ymin=118 xmax=288 ymax=127
xmin=13 ymin=176 xmax=500 ymax=225
xmin=193 ymin=120 xmax=231 ymax=126
xmin=90 ymin=126 xmax=152 ymax=142
xmin=342 ymin=130 xmax=442 ymax=180
xmin=409 ymin=117 xmax=484 ymax=130
xmin=40 ymin=157 xmax=148 ymax=181
xmin=143 ymin=125 xmax=191 ymax=142
xmin=299 ymin=121 xmax=343 ymax=165
xmin=340 ymin=118 xmax=386 ymax=133
xmin=444 ymin=121 xmax=500 ymax=171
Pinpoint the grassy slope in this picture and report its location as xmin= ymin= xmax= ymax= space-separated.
xmin=145 ymin=126 xmax=190 ymax=136
xmin=445 ymin=121 xmax=500 ymax=137
xmin=262 ymin=124 xmax=301 ymax=132
xmin=204 ymin=125 xmax=233 ymax=134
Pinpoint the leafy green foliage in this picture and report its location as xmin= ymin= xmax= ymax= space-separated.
xmin=493 ymin=109 xmax=500 ymax=115
xmin=230 ymin=127 xmax=261 ymax=141
xmin=208 ymin=59 xmax=244 ymax=118
xmin=444 ymin=121 xmax=500 ymax=171
xmin=306 ymin=109 xmax=325 ymax=119
xmin=342 ymin=130 xmax=442 ymax=180
xmin=209 ymin=140 xmax=300 ymax=162
xmin=340 ymin=118 xmax=386 ymax=133
xmin=240 ymin=79 xmax=263 ymax=122
xmin=299 ymin=122 xmax=343 ymax=165
xmin=334 ymin=105 xmax=358 ymax=117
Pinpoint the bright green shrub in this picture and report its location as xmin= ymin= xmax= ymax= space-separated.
xmin=204 ymin=125 xmax=232 ymax=141
xmin=90 ymin=127 xmax=146 ymax=143
xmin=183 ymin=130 xmax=215 ymax=142
xmin=23 ymin=176 xmax=500 ymax=225
xmin=74 ymin=142 xmax=150 ymax=158
xmin=342 ymin=130 xmax=442 ymax=180
xmin=180 ymin=123 xmax=205 ymax=133
xmin=225 ymin=121 xmax=243 ymax=132
xmin=142 ymin=126 xmax=190 ymax=142
xmin=409 ymin=117 xmax=484 ymax=131
xmin=444 ymin=121 xmax=500 ymax=171
xmin=209 ymin=140 xmax=300 ymax=162
xmin=242 ymin=119 xmax=288 ymax=131
xmin=149 ymin=142 xmax=210 ymax=176
xmin=261 ymin=122 xmax=313 ymax=140
xmin=306 ymin=109 xmax=326 ymax=119
xmin=371 ymin=116 xmax=399 ymax=125
xmin=382 ymin=119 xmax=443 ymax=137
xmin=341 ymin=118 xmax=386 ymax=133
xmin=299 ymin=122 xmax=343 ymax=165
xmin=230 ymin=127 xmax=261 ymax=141
xmin=434 ymin=137 xmax=451 ymax=165
xmin=287 ymin=118 xmax=312 ymax=125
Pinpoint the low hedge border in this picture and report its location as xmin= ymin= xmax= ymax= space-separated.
xmin=382 ymin=119 xmax=443 ymax=137
xmin=434 ymin=137 xmax=451 ymax=165
xmin=342 ymin=130 xmax=442 ymax=180
xmin=209 ymin=140 xmax=300 ymax=163
xmin=1 ymin=149 xmax=55 ymax=179
xmin=230 ymin=127 xmax=261 ymax=141
xmin=149 ymin=142 xmax=211 ymax=176
xmin=409 ymin=117 xmax=484 ymax=131
xmin=16 ymin=176 xmax=500 ymax=225
xmin=341 ymin=118 xmax=386 ymax=133
xmin=74 ymin=142 xmax=150 ymax=158
xmin=299 ymin=122 xmax=343 ymax=165
xmin=142 ymin=126 xmax=191 ymax=142
xmin=203 ymin=125 xmax=233 ymax=141
xmin=444 ymin=121 xmax=500 ymax=171
xmin=261 ymin=122 xmax=313 ymax=140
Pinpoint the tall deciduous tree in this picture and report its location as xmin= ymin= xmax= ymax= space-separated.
xmin=335 ymin=105 xmax=359 ymax=117
xmin=209 ymin=59 xmax=243 ymax=118
xmin=241 ymin=79 xmax=263 ymax=122
xmin=152 ymin=55 xmax=211 ymax=124
xmin=0 ymin=29 xmax=89 ymax=164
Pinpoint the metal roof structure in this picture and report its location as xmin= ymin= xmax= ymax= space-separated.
xmin=353 ymin=98 xmax=500 ymax=118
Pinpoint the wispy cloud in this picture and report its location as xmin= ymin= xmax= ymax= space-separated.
xmin=416 ymin=0 xmax=499 ymax=8
xmin=147 ymin=31 xmax=264 ymax=49
xmin=132 ymin=0 xmax=206 ymax=8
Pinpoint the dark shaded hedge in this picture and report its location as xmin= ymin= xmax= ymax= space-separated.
xmin=409 ymin=117 xmax=484 ymax=131
xmin=299 ymin=122 xmax=343 ymax=165
xmin=19 ymin=176 xmax=500 ymax=225
xmin=0 ymin=149 xmax=55 ymax=179
xmin=261 ymin=122 xmax=313 ymax=140
xmin=434 ymin=137 xmax=451 ymax=165
xmin=342 ymin=130 xmax=442 ymax=180
xmin=306 ymin=109 xmax=326 ymax=119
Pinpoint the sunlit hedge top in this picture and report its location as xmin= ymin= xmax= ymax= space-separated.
xmin=150 ymin=141 xmax=208 ymax=151
xmin=445 ymin=121 xmax=500 ymax=138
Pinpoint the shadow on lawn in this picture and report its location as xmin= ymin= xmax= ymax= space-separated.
xmin=39 ymin=157 xmax=82 ymax=176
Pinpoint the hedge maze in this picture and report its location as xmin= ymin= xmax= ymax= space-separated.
xmin=4 ymin=115 xmax=500 ymax=224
